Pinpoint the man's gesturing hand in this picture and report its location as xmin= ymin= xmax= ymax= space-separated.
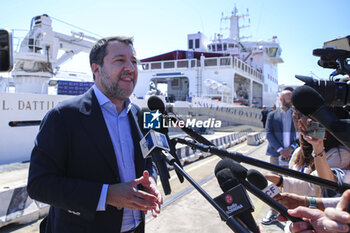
xmin=106 ymin=172 xmax=159 ymax=212
xmin=140 ymin=170 xmax=163 ymax=217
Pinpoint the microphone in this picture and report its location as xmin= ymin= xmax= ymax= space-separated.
xmin=175 ymin=137 xmax=350 ymax=192
xmin=292 ymin=85 xmax=350 ymax=149
xmin=147 ymin=95 xmax=166 ymax=115
xmin=138 ymin=124 xmax=172 ymax=195
xmin=215 ymin=159 xmax=306 ymax=223
xmin=247 ymin=169 xmax=281 ymax=199
xmin=145 ymin=98 xmax=185 ymax=183
xmin=147 ymin=95 xmax=214 ymax=146
xmin=214 ymin=167 xmax=259 ymax=233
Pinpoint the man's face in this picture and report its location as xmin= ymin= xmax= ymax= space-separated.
xmin=281 ymin=92 xmax=292 ymax=109
xmin=94 ymin=41 xmax=138 ymax=101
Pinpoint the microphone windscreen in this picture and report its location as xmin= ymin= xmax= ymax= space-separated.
xmin=291 ymin=85 xmax=325 ymax=115
xmin=148 ymin=96 xmax=166 ymax=113
xmin=214 ymin=158 xmax=247 ymax=179
xmin=246 ymin=169 xmax=268 ymax=190
xmin=215 ymin=168 xmax=239 ymax=192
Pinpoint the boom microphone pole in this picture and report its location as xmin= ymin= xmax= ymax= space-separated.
xmin=215 ymin=159 xmax=306 ymax=223
xmin=138 ymin=119 xmax=249 ymax=232
xmin=174 ymin=138 xmax=350 ymax=193
xmin=161 ymin=150 xmax=249 ymax=233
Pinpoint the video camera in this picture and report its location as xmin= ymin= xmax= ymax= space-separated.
xmin=0 ymin=29 xmax=13 ymax=72
xmin=296 ymin=36 xmax=350 ymax=107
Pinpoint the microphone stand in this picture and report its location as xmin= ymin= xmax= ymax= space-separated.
xmin=174 ymin=138 xmax=350 ymax=193
xmin=161 ymin=151 xmax=249 ymax=233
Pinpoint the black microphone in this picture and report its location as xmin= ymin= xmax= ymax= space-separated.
xmin=292 ymin=85 xmax=350 ymax=149
xmin=147 ymin=95 xmax=166 ymax=115
xmin=214 ymin=167 xmax=259 ymax=233
xmin=146 ymin=98 xmax=185 ymax=183
xmin=138 ymin=108 xmax=172 ymax=195
xmin=175 ymin=137 xmax=350 ymax=192
xmin=247 ymin=169 xmax=281 ymax=199
xmin=215 ymin=159 xmax=306 ymax=223
xmin=147 ymin=95 xmax=214 ymax=146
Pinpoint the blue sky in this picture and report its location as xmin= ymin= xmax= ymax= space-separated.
xmin=1 ymin=0 xmax=348 ymax=86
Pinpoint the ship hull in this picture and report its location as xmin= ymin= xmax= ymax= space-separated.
xmin=0 ymin=92 xmax=71 ymax=164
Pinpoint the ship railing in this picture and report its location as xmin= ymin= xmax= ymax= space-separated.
xmin=203 ymin=56 xmax=264 ymax=82
xmin=140 ymin=59 xmax=198 ymax=70
xmin=203 ymin=57 xmax=232 ymax=67
xmin=232 ymin=57 xmax=264 ymax=82
xmin=140 ymin=56 xmax=264 ymax=82
xmin=10 ymin=29 xmax=32 ymax=53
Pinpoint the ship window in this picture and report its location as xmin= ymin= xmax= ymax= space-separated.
xmin=151 ymin=62 xmax=161 ymax=69
xmin=177 ymin=60 xmax=189 ymax=68
xmin=208 ymin=45 xmax=211 ymax=50
xmin=267 ymin=48 xmax=278 ymax=57
xmin=220 ymin=57 xmax=231 ymax=66
xmin=228 ymin=43 xmax=235 ymax=48
xmin=171 ymin=79 xmax=180 ymax=88
xmin=212 ymin=44 xmax=216 ymax=51
xmin=195 ymin=39 xmax=200 ymax=48
xmin=224 ymin=43 xmax=227 ymax=51
xmin=217 ymin=44 xmax=222 ymax=51
xmin=164 ymin=61 xmax=175 ymax=69
xmin=189 ymin=39 xmax=193 ymax=49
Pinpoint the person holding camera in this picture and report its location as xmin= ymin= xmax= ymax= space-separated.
xmin=266 ymin=110 xmax=350 ymax=198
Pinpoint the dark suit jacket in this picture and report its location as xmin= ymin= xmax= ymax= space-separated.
xmin=266 ymin=108 xmax=298 ymax=157
xmin=261 ymin=110 xmax=269 ymax=123
xmin=27 ymin=88 xmax=157 ymax=233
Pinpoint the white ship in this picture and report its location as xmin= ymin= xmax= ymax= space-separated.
xmin=135 ymin=6 xmax=283 ymax=108
xmin=0 ymin=7 xmax=283 ymax=165
xmin=0 ymin=14 xmax=97 ymax=164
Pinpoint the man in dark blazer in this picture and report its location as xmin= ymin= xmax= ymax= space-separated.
xmin=261 ymin=90 xmax=298 ymax=225
xmin=261 ymin=105 xmax=269 ymax=128
xmin=27 ymin=36 xmax=162 ymax=233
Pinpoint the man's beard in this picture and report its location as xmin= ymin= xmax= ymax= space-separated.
xmin=100 ymin=69 xmax=135 ymax=101
xmin=282 ymin=99 xmax=291 ymax=109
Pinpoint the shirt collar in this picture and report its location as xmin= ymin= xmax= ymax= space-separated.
xmin=280 ymin=106 xmax=292 ymax=113
xmin=93 ymin=84 xmax=132 ymax=113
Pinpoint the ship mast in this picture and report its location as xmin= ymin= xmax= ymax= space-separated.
xmin=220 ymin=5 xmax=250 ymax=42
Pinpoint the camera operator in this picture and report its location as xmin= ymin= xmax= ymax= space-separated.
xmin=264 ymin=107 xmax=350 ymax=232
xmin=276 ymin=35 xmax=350 ymax=233
xmin=265 ymin=107 xmax=350 ymax=197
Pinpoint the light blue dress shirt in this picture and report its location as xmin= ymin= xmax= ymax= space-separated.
xmin=276 ymin=108 xmax=293 ymax=152
xmin=282 ymin=108 xmax=292 ymax=149
xmin=93 ymin=85 xmax=141 ymax=232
